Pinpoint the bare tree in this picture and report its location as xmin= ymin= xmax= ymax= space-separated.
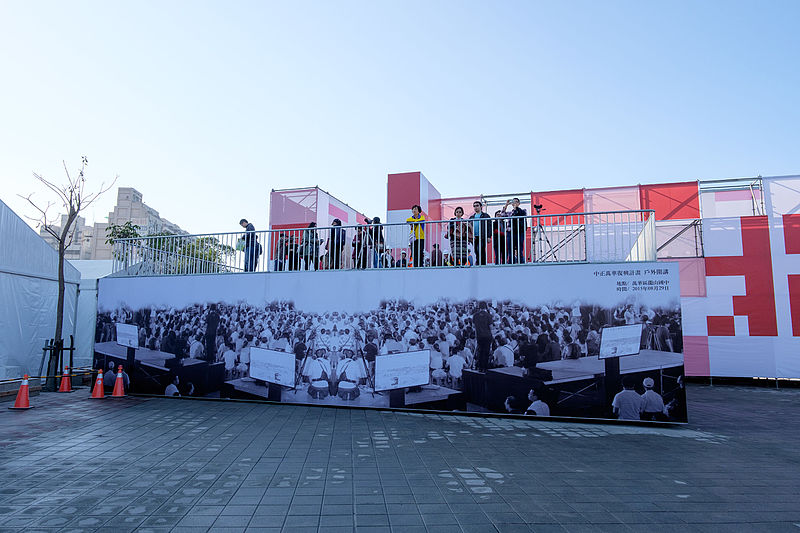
xmin=20 ymin=156 xmax=116 ymax=389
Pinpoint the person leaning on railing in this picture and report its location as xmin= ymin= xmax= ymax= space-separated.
xmin=406 ymin=205 xmax=425 ymax=268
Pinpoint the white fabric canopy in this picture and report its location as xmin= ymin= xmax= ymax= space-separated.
xmin=0 ymin=198 xmax=79 ymax=379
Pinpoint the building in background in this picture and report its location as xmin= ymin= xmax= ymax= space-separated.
xmin=39 ymin=187 xmax=187 ymax=260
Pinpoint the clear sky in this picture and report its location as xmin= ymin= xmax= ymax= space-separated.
xmin=1 ymin=0 xmax=798 ymax=235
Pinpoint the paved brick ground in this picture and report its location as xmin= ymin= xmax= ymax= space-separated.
xmin=0 ymin=384 xmax=798 ymax=532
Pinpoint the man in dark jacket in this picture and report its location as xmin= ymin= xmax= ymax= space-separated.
xmin=239 ymin=218 xmax=260 ymax=272
xmin=469 ymin=201 xmax=492 ymax=266
xmin=472 ymin=301 xmax=493 ymax=372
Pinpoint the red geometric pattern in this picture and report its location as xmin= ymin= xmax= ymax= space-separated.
xmin=789 ymin=275 xmax=800 ymax=337
xmin=784 ymin=214 xmax=800 ymax=336
xmin=706 ymin=316 xmax=735 ymax=336
xmin=782 ymin=214 xmax=800 ymax=255
xmin=705 ymin=216 xmax=778 ymax=336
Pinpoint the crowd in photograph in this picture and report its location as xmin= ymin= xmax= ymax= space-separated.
xmin=97 ymin=295 xmax=682 ymax=408
xmin=240 ymin=198 xmax=538 ymax=272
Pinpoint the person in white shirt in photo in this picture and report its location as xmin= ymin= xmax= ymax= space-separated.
xmin=492 ymin=337 xmax=515 ymax=367
xmin=525 ymin=389 xmax=550 ymax=416
xmin=640 ymin=377 xmax=667 ymax=421
xmin=189 ymin=333 xmax=205 ymax=359
xmin=165 ymin=375 xmax=180 ymax=397
xmin=612 ymin=375 xmax=644 ymax=420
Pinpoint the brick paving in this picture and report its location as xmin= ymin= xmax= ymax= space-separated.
xmin=0 ymin=384 xmax=798 ymax=532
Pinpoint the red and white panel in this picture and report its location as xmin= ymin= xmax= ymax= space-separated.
xmin=682 ymin=175 xmax=800 ymax=378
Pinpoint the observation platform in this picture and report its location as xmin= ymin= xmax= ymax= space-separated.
xmin=109 ymin=210 xmax=661 ymax=277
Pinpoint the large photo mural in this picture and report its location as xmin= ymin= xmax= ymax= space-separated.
xmin=96 ymin=263 xmax=687 ymax=422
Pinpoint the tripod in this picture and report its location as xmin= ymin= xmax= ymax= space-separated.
xmin=532 ymin=205 xmax=555 ymax=262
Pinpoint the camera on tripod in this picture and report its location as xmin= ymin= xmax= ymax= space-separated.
xmin=533 ymin=203 xmax=544 ymax=214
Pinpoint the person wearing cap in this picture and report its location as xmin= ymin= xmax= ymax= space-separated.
xmin=612 ymin=375 xmax=644 ymax=420
xmin=397 ymin=250 xmax=408 ymax=268
xmin=640 ymin=377 xmax=667 ymax=421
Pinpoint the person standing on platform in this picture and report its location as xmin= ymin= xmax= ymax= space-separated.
xmin=326 ymin=218 xmax=345 ymax=270
xmin=367 ymin=217 xmax=385 ymax=268
xmin=300 ymin=222 xmax=320 ymax=271
xmin=502 ymin=198 xmax=527 ymax=264
xmin=352 ymin=225 xmax=369 ymax=269
xmin=612 ymin=375 xmax=644 ymax=420
xmin=472 ymin=301 xmax=493 ymax=372
xmin=205 ymin=304 xmax=220 ymax=363
xmin=430 ymin=243 xmax=444 ymax=267
xmin=239 ymin=218 xmax=260 ymax=272
xmin=446 ymin=207 xmax=472 ymax=267
xmin=469 ymin=201 xmax=491 ymax=266
xmin=406 ymin=205 xmax=426 ymax=268
xmin=492 ymin=210 xmax=507 ymax=265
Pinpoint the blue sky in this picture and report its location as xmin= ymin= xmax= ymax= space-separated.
xmin=1 ymin=0 xmax=798 ymax=234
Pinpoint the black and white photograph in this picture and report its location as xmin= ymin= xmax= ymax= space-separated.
xmin=95 ymin=263 xmax=687 ymax=422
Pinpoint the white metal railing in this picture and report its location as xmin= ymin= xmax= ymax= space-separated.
xmin=111 ymin=210 xmax=656 ymax=276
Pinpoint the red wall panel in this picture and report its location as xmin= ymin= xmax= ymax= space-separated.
xmin=387 ymin=172 xmax=421 ymax=211
xmin=639 ymin=181 xmax=700 ymax=220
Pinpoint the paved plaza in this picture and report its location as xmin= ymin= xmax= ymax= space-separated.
xmin=0 ymin=384 xmax=798 ymax=533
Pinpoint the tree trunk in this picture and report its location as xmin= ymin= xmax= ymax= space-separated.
xmin=48 ymin=212 xmax=75 ymax=390
xmin=47 ymin=242 xmax=66 ymax=391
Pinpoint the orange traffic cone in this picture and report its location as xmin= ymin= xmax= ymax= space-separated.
xmin=89 ymin=370 xmax=105 ymax=399
xmin=110 ymin=366 xmax=126 ymax=398
xmin=9 ymin=375 xmax=33 ymax=410
xmin=58 ymin=366 xmax=74 ymax=393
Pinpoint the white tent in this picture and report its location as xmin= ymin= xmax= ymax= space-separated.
xmin=0 ymin=199 xmax=79 ymax=379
